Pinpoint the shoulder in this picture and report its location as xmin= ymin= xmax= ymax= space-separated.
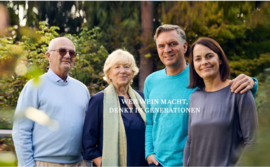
xmin=190 ymin=87 xmax=204 ymax=98
xmin=235 ymin=89 xmax=254 ymax=103
xmin=69 ymin=77 xmax=89 ymax=91
xmin=86 ymin=91 xmax=104 ymax=116
xmin=191 ymin=87 xmax=203 ymax=94
xmin=134 ymin=89 xmax=144 ymax=99
xmin=146 ymin=69 xmax=164 ymax=80
xmin=23 ymin=74 xmax=47 ymax=89
xmin=69 ymin=77 xmax=87 ymax=87
xmin=145 ymin=69 xmax=165 ymax=85
xmin=90 ymin=91 xmax=105 ymax=103
xmin=220 ymin=85 xmax=254 ymax=103
xmin=86 ymin=91 xmax=104 ymax=111
xmin=17 ymin=75 xmax=49 ymax=100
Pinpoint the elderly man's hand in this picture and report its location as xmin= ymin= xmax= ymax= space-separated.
xmin=147 ymin=154 xmax=159 ymax=166
xmin=229 ymin=74 xmax=255 ymax=94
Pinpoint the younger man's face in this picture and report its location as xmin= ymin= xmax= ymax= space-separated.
xmin=156 ymin=30 xmax=187 ymax=68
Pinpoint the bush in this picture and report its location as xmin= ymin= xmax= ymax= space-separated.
xmin=0 ymin=21 xmax=108 ymax=109
xmin=229 ymin=53 xmax=270 ymax=78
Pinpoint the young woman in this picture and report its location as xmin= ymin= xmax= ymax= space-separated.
xmin=183 ymin=37 xmax=258 ymax=166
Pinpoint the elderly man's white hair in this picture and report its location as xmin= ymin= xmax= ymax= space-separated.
xmin=47 ymin=37 xmax=75 ymax=52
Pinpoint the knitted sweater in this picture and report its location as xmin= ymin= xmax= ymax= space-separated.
xmin=144 ymin=65 xmax=196 ymax=166
xmin=12 ymin=73 xmax=90 ymax=167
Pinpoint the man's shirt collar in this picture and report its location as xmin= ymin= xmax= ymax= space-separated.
xmin=47 ymin=68 xmax=69 ymax=83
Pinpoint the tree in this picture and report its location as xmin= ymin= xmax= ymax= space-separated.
xmin=160 ymin=1 xmax=270 ymax=77
xmin=2 ymin=1 xmax=86 ymax=35
xmin=2 ymin=1 xmax=160 ymax=89
xmin=139 ymin=1 xmax=154 ymax=91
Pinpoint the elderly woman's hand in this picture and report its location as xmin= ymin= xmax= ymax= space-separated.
xmin=93 ymin=156 xmax=102 ymax=167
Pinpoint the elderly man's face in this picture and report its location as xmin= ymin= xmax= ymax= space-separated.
xmin=156 ymin=30 xmax=187 ymax=68
xmin=47 ymin=38 xmax=76 ymax=75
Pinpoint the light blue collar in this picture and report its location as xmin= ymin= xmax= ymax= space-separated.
xmin=47 ymin=68 xmax=69 ymax=83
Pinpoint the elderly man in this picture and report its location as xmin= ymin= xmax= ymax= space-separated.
xmin=144 ymin=24 xmax=258 ymax=167
xmin=12 ymin=37 xmax=90 ymax=167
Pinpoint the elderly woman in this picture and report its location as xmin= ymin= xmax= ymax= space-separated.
xmin=183 ymin=38 xmax=258 ymax=166
xmin=82 ymin=49 xmax=148 ymax=167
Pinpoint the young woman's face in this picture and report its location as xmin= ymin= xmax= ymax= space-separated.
xmin=193 ymin=44 xmax=222 ymax=80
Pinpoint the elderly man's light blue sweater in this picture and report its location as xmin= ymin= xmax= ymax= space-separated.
xmin=12 ymin=73 xmax=90 ymax=167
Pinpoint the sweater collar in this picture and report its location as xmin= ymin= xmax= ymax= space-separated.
xmin=47 ymin=68 xmax=70 ymax=83
xmin=163 ymin=63 xmax=189 ymax=78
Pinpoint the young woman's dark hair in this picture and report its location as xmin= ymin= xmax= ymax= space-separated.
xmin=188 ymin=37 xmax=230 ymax=89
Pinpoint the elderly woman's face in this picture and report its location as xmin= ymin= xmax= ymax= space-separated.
xmin=109 ymin=64 xmax=133 ymax=88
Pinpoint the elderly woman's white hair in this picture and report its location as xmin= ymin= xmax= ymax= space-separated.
xmin=103 ymin=49 xmax=139 ymax=85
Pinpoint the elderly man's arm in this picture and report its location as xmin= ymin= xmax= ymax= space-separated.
xmin=229 ymin=74 xmax=258 ymax=97
xmin=12 ymin=81 xmax=38 ymax=167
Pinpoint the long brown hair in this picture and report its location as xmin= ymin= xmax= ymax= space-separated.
xmin=188 ymin=37 xmax=230 ymax=89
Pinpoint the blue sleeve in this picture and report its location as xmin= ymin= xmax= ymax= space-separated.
xmin=82 ymin=93 xmax=103 ymax=160
xmin=12 ymin=81 xmax=37 ymax=167
xmin=251 ymin=77 xmax=258 ymax=98
xmin=144 ymin=80 xmax=155 ymax=160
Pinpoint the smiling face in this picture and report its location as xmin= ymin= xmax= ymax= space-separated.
xmin=193 ymin=44 xmax=222 ymax=80
xmin=108 ymin=64 xmax=133 ymax=88
xmin=46 ymin=38 xmax=76 ymax=77
xmin=156 ymin=30 xmax=187 ymax=68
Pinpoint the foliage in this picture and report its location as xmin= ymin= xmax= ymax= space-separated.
xmin=68 ymin=26 xmax=108 ymax=94
xmin=0 ymin=21 xmax=108 ymax=108
xmin=2 ymin=1 xmax=141 ymax=56
xmin=3 ymin=1 xmax=270 ymax=77
xmin=0 ymin=28 xmax=28 ymax=107
xmin=2 ymin=1 xmax=144 ymax=88
xmin=0 ymin=108 xmax=14 ymax=129
xmin=2 ymin=1 xmax=85 ymax=35
xmin=0 ymin=137 xmax=17 ymax=166
xmin=160 ymin=1 xmax=270 ymax=75
xmin=83 ymin=2 xmax=141 ymax=53
xmin=229 ymin=53 xmax=270 ymax=78
xmin=0 ymin=137 xmax=15 ymax=152
xmin=241 ymin=68 xmax=270 ymax=165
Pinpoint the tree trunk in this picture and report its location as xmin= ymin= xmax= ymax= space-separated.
xmin=139 ymin=1 xmax=154 ymax=92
